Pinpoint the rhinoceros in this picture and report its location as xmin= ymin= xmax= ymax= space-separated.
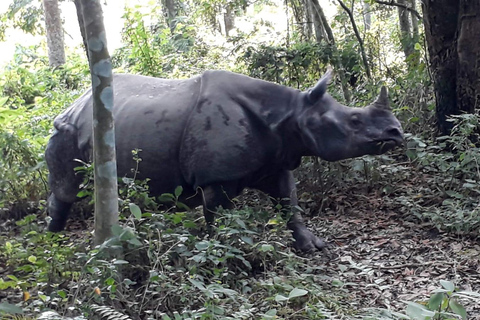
xmin=45 ymin=70 xmax=403 ymax=251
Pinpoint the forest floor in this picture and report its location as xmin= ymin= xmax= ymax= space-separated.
xmin=302 ymin=170 xmax=480 ymax=319
xmin=1 ymin=165 xmax=480 ymax=319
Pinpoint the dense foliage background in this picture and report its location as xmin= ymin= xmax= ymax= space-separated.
xmin=0 ymin=0 xmax=479 ymax=319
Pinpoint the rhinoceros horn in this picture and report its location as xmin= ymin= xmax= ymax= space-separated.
xmin=373 ymin=86 xmax=390 ymax=110
xmin=308 ymin=68 xmax=333 ymax=103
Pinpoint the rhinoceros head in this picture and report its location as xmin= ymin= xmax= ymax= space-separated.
xmin=298 ymin=71 xmax=404 ymax=161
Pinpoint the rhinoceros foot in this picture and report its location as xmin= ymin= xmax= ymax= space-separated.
xmin=291 ymin=224 xmax=327 ymax=252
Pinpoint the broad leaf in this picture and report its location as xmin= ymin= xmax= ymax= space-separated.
xmin=288 ymin=288 xmax=308 ymax=299
xmin=129 ymin=203 xmax=142 ymax=219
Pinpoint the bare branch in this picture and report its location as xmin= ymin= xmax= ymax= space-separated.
xmin=337 ymin=0 xmax=372 ymax=78
xmin=374 ymin=0 xmax=423 ymax=20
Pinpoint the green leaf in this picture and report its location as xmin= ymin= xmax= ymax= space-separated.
xmin=0 ymin=302 xmax=23 ymax=314
xmin=414 ymin=42 xmax=422 ymax=51
xmin=240 ymin=236 xmax=253 ymax=246
xmin=57 ymin=290 xmax=66 ymax=299
xmin=174 ymin=185 xmax=183 ymax=198
xmin=449 ymin=299 xmax=467 ymax=319
xmin=264 ymin=309 xmax=277 ymax=316
xmin=428 ymin=292 xmax=445 ymax=310
xmin=274 ymin=294 xmax=289 ymax=302
xmin=405 ymin=301 xmax=435 ymax=319
xmin=158 ymin=193 xmax=175 ymax=203
xmin=188 ymin=278 xmax=206 ymax=291
xmin=129 ymin=203 xmax=142 ymax=219
xmin=0 ymin=96 xmax=8 ymax=107
xmin=288 ymin=288 xmax=308 ymax=299
xmin=27 ymin=255 xmax=36 ymax=263
xmin=258 ymin=244 xmax=274 ymax=252
xmin=331 ymin=279 xmax=344 ymax=287
xmin=440 ymin=280 xmax=455 ymax=292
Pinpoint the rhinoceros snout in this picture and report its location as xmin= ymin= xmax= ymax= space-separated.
xmin=384 ymin=127 xmax=404 ymax=146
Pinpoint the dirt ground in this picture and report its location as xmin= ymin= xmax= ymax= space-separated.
xmin=306 ymin=187 xmax=480 ymax=318
xmin=1 ymin=165 xmax=480 ymax=319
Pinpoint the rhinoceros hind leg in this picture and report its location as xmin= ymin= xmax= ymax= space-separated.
xmin=47 ymin=193 xmax=74 ymax=232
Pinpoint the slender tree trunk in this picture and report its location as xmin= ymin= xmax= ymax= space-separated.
xmin=73 ymin=0 xmax=88 ymax=60
xmin=78 ymin=0 xmax=118 ymax=245
xmin=397 ymin=0 xmax=414 ymax=59
xmin=309 ymin=0 xmax=325 ymax=42
xmin=410 ymin=0 xmax=418 ymax=43
xmin=162 ymin=0 xmax=177 ymax=33
xmin=337 ymin=0 xmax=372 ymax=79
xmin=304 ymin=0 xmax=313 ymax=40
xmin=42 ymin=0 xmax=65 ymax=67
xmin=310 ymin=0 xmax=351 ymax=103
xmin=223 ymin=5 xmax=235 ymax=37
xmin=362 ymin=0 xmax=371 ymax=31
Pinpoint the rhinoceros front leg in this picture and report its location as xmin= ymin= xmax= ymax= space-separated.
xmin=199 ymin=182 xmax=238 ymax=228
xmin=47 ymin=194 xmax=74 ymax=232
xmin=252 ymin=170 xmax=326 ymax=252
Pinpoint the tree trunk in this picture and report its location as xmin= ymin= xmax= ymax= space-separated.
xmin=410 ymin=0 xmax=418 ymax=43
xmin=310 ymin=0 xmax=351 ymax=103
xmin=397 ymin=0 xmax=414 ymax=59
xmin=309 ymin=0 xmax=325 ymax=42
xmin=42 ymin=0 xmax=65 ymax=67
xmin=78 ymin=0 xmax=118 ymax=245
xmin=162 ymin=0 xmax=177 ymax=33
xmin=362 ymin=0 xmax=371 ymax=31
xmin=223 ymin=5 xmax=235 ymax=37
xmin=73 ymin=0 xmax=88 ymax=60
xmin=456 ymin=0 xmax=480 ymax=117
xmin=304 ymin=0 xmax=313 ymax=40
xmin=422 ymin=1 xmax=459 ymax=135
xmin=337 ymin=0 xmax=372 ymax=79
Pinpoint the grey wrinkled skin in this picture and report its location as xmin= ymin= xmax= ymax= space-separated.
xmin=45 ymin=70 xmax=404 ymax=252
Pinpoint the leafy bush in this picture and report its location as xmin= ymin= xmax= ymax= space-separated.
xmin=0 ymin=46 xmax=89 ymax=207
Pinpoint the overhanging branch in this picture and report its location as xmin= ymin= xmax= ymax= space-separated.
xmin=374 ymin=0 xmax=423 ymax=20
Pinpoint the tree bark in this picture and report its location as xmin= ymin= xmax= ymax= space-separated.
xmin=73 ymin=0 xmax=89 ymax=60
xmin=42 ymin=0 xmax=65 ymax=67
xmin=456 ymin=0 xmax=480 ymax=117
xmin=223 ymin=5 xmax=235 ymax=37
xmin=397 ymin=0 xmax=414 ymax=59
xmin=362 ymin=0 xmax=371 ymax=31
xmin=162 ymin=0 xmax=177 ymax=33
xmin=78 ymin=0 xmax=118 ymax=245
xmin=410 ymin=0 xmax=418 ymax=43
xmin=422 ymin=0 xmax=459 ymax=135
xmin=309 ymin=0 xmax=326 ymax=42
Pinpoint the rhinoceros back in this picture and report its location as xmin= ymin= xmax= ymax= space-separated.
xmin=52 ymin=73 xmax=203 ymax=195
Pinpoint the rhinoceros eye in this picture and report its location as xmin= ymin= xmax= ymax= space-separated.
xmin=350 ymin=114 xmax=362 ymax=127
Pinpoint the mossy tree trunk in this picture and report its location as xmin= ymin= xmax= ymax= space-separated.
xmin=78 ymin=0 xmax=119 ymax=245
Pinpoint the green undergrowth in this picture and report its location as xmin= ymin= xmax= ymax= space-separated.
xmin=0 ymin=194 xmax=352 ymax=319
xmin=0 ymin=46 xmax=89 ymax=208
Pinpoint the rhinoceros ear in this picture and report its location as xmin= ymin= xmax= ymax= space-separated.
xmin=373 ymin=86 xmax=390 ymax=110
xmin=308 ymin=68 xmax=332 ymax=103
